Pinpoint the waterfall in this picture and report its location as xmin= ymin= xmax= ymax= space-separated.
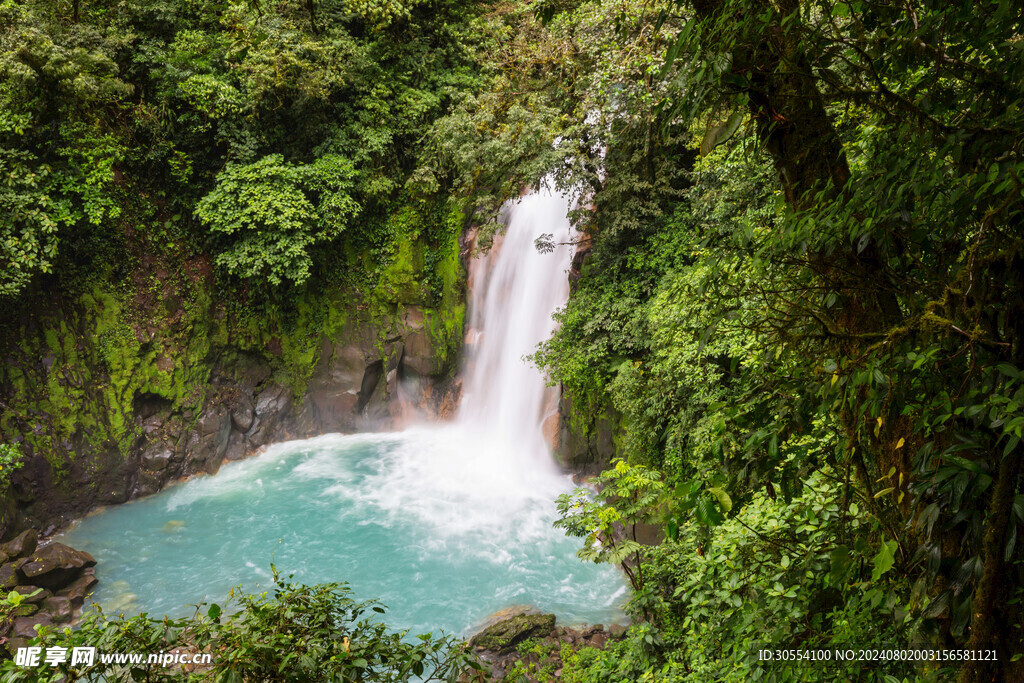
xmin=456 ymin=187 xmax=576 ymax=475
xmin=266 ymin=184 xmax=582 ymax=540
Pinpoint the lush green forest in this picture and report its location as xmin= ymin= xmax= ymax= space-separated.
xmin=2 ymin=0 xmax=1023 ymax=681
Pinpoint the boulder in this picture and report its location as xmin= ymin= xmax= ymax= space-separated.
xmin=1 ymin=529 xmax=38 ymax=559
xmin=472 ymin=605 xmax=542 ymax=632
xmin=141 ymin=447 xmax=173 ymax=472
xmin=224 ymin=430 xmax=248 ymax=462
xmin=195 ymin=407 xmax=228 ymax=437
xmin=255 ymin=385 xmax=288 ymax=417
xmin=230 ymin=394 xmax=255 ymax=432
xmin=12 ymin=613 xmax=54 ymax=639
xmin=245 ymin=385 xmax=290 ymax=445
xmin=16 ymin=543 xmax=97 ymax=590
xmin=0 ymin=563 xmax=19 ymax=589
xmin=306 ymin=386 xmax=359 ymax=429
xmin=56 ymin=568 xmax=98 ymax=608
xmin=10 ymin=603 xmax=38 ymax=617
xmin=134 ymin=471 xmax=163 ymax=498
xmin=325 ymin=342 xmax=367 ymax=387
xmin=184 ymin=405 xmax=232 ymax=473
xmin=40 ymin=595 xmax=73 ymax=623
xmin=402 ymin=330 xmax=441 ymax=376
xmin=99 ymin=482 xmax=130 ymax=505
xmin=469 ymin=613 xmax=556 ymax=654
xmin=141 ymin=415 xmax=164 ymax=438
xmin=12 ymin=585 xmax=51 ymax=603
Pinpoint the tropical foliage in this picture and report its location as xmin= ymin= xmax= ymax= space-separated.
xmin=0 ymin=570 xmax=482 ymax=682
xmin=527 ymin=0 xmax=1024 ymax=681
xmin=195 ymin=154 xmax=360 ymax=286
xmin=0 ymin=0 xmax=500 ymax=302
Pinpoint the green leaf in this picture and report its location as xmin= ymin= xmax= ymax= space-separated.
xmin=871 ymin=540 xmax=897 ymax=581
xmin=696 ymin=496 xmax=724 ymax=526
xmin=830 ymin=546 xmax=853 ymax=584
xmin=996 ymin=363 xmax=1021 ymax=379
xmin=700 ymin=109 xmax=745 ymax=157
xmin=944 ymin=455 xmax=982 ymax=473
xmin=708 ymin=486 xmax=733 ymax=513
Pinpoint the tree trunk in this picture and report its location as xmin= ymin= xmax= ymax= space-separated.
xmin=307 ymin=0 xmax=319 ymax=34
xmin=958 ymin=449 xmax=1021 ymax=683
xmin=693 ymin=0 xmax=901 ymax=339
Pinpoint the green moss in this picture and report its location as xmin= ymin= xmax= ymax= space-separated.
xmin=276 ymin=294 xmax=331 ymax=399
xmin=468 ymin=613 xmax=556 ymax=653
xmin=435 ymin=234 xmax=462 ymax=298
xmin=424 ymin=303 xmax=465 ymax=371
xmin=413 ymin=200 xmax=467 ymax=372
xmin=376 ymin=237 xmax=425 ymax=304
xmin=0 ymin=198 xmax=468 ymax=491
xmin=2 ymin=276 xmax=214 ymax=478
xmin=372 ymin=206 xmax=430 ymax=306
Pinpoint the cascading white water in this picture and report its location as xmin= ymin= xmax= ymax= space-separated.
xmin=457 ymin=187 xmax=576 ymax=477
xmin=349 ymin=185 xmax=579 ymax=529
xmin=60 ymin=184 xmax=625 ymax=635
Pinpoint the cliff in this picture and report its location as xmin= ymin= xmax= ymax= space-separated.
xmin=0 ymin=222 xmax=466 ymax=536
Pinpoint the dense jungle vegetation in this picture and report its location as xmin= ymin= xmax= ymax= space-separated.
xmin=2 ymin=0 xmax=1024 ymax=681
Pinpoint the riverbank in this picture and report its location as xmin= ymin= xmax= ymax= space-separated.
xmin=467 ymin=609 xmax=628 ymax=682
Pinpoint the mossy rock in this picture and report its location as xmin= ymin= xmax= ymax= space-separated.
xmin=1 ymin=530 xmax=38 ymax=560
xmin=469 ymin=613 xmax=556 ymax=654
xmin=10 ymin=603 xmax=38 ymax=617
xmin=16 ymin=543 xmax=97 ymax=590
xmin=0 ymin=563 xmax=19 ymax=589
xmin=12 ymin=585 xmax=50 ymax=604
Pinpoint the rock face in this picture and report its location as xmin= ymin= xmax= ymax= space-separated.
xmin=2 ymin=300 xmax=462 ymax=536
xmin=552 ymin=390 xmax=620 ymax=476
xmin=0 ymin=531 xmax=95 ymax=655
xmin=550 ymin=233 xmax=621 ymax=477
